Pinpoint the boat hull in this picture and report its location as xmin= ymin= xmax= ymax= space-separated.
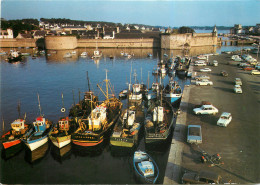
xmin=24 ymin=136 xmax=48 ymax=151
xmin=2 ymin=138 xmax=22 ymax=149
xmin=110 ymin=135 xmax=138 ymax=148
xmin=49 ymin=135 xmax=71 ymax=148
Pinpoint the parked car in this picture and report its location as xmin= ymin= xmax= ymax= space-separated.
xmin=251 ymin=70 xmax=260 ymax=75
xmin=182 ymin=171 xmax=222 ymax=184
xmin=200 ymin=68 xmax=212 ymax=72
xmin=212 ymin=60 xmax=218 ymax=66
xmin=194 ymin=75 xmax=210 ymax=81
xmin=196 ymin=79 xmax=213 ymax=86
xmin=217 ymin=112 xmax=232 ymax=127
xmin=193 ymin=105 xmax=218 ymax=115
xmin=235 ymin=78 xmax=242 ymax=85
xmin=187 ymin=125 xmax=202 ymax=144
xmin=220 ymin=70 xmax=228 ymax=77
xmin=243 ymin=66 xmax=255 ymax=71
xmin=234 ymin=85 xmax=242 ymax=93
xmin=194 ymin=60 xmax=207 ymax=66
xmin=194 ymin=101 xmax=212 ymax=108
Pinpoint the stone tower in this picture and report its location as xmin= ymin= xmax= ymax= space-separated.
xmin=212 ymin=25 xmax=217 ymax=37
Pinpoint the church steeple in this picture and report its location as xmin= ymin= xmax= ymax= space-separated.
xmin=212 ymin=25 xmax=217 ymax=36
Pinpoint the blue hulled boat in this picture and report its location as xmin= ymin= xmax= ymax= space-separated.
xmin=163 ymin=80 xmax=182 ymax=104
xmin=22 ymin=116 xmax=52 ymax=151
xmin=133 ymin=150 xmax=159 ymax=184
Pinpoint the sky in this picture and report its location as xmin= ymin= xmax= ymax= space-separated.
xmin=1 ymin=0 xmax=259 ymax=27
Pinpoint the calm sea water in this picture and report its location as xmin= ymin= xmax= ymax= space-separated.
xmin=0 ymin=45 xmax=248 ymax=183
xmin=0 ymin=48 xmax=190 ymax=184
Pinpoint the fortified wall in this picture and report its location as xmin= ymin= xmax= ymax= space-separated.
xmin=0 ymin=38 xmax=37 ymax=48
xmin=161 ymin=33 xmax=218 ymax=49
xmin=45 ymin=36 xmax=77 ymax=50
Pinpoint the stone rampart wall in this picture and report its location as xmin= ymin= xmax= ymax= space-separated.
xmin=0 ymin=38 xmax=37 ymax=48
xmin=45 ymin=36 xmax=77 ymax=50
xmin=161 ymin=33 xmax=217 ymax=49
xmin=77 ymin=38 xmax=160 ymax=48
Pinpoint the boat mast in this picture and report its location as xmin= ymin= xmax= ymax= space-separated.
xmin=2 ymin=117 xmax=4 ymax=134
xmin=72 ymin=89 xmax=75 ymax=106
xmin=141 ymin=67 xmax=143 ymax=84
xmin=61 ymin=93 xmax=66 ymax=117
xmin=87 ymin=71 xmax=91 ymax=92
xmin=37 ymin=93 xmax=42 ymax=117
xmin=147 ymin=71 xmax=150 ymax=90
xmin=17 ymin=100 xmax=21 ymax=118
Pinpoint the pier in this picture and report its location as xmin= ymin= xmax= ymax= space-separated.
xmin=164 ymin=53 xmax=259 ymax=184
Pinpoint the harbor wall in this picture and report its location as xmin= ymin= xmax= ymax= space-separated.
xmin=45 ymin=36 xmax=78 ymax=50
xmin=77 ymin=38 xmax=160 ymax=48
xmin=161 ymin=33 xmax=217 ymax=49
xmin=0 ymin=38 xmax=37 ymax=48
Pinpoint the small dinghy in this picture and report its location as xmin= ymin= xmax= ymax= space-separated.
xmin=133 ymin=150 xmax=159 ymax=184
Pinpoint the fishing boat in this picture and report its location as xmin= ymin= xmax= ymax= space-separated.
xmin=163 ymin=79 xmax=182 ymax=104
xmin=72 ymin=71 xmax=122 ymax=147
xmin=8 ymin=50 xmax=22 ymax=63
xmin=22 ymin=116 xmax=52 ymax=151
xmin=110 ymin=103 xmax=144 ymax=148
xmin=1 ymin=118 xmax=30 ymax=150
xmin=92 ymin=43 xmax=102 ymax=58
xmin=133 ymin=150 xmax=159 ymax=184
xmin=49 ymin=117 xmax=76 ymax=148
xmin=119 ymin=89 xmax=128 ymax=99
xmin=63 ymin=52 xmax=72 ymax=58
xmin=144 ymin=89 xmax=174 ymax=145
xmin=49 ymin=94 xmax=77 ymax=149
xmin=129 ymin=71 xmax=145 ymax=101
xmin=81 ymin=51 xmax=88 ymax=57
xmin=22 ymin=95 xmax=53 ymax=151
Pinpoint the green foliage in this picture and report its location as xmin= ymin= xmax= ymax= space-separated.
xmin=1 ymin=19 xmax=39 ymax=37
xmin=178 ymin=26 xmax=195 ymax=34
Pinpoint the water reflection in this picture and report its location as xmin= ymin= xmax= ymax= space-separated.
xmin=1 ymin=143 xmax=23 ymax=160
xmin=50 ymin=143 xmax=72 ymax=163
xmin=24 ymin=142 xmax=49 ymax=164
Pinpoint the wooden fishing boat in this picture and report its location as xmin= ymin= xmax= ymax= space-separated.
xmin=133 ymin=150 xmax=159 ymax=184
xmin=72 ymin=71 xmax=122 ymax=147
xmin=163 ymin=79 xmax=182 ymax=104
xmin=8 ymin=50 xmax=22 ymax=63
xmin=22 ymin=116 xmax=52 ymax=151
xmin=144 ymin=96 xmax=174 ymax=145
xmin=110 ymin=104 xmax=144 ymax=148
xmin=49 ymin=117 xmax=76 ymax=148
xmin=1 ymin=119 xmax=30 ymax=149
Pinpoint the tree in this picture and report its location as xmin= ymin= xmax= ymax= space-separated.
xmin=178 ymin=26 xmax=195 ymax=34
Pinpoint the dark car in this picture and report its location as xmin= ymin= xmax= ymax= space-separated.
xmin=220 ymin=70 xmax=228 ymax=77
xmin=182 ymin=171 xmax=222 ymax=184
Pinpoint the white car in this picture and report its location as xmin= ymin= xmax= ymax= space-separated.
xmin=194 ymin=75 xmax=210 ymax=81
xmin=217 ymin=112 xmax=232 ymax=127
xmin=200 ymin=68 xmax=212 ymax=72
xmin=251 ymin=70 xmax=260 ymax=75
xmin=194 ymin=60 xmax=207 ymax=66
xmin=196 ymin=79 xmax=213 ymax=86
xmin=193 ymin=105 xmax=218 ymax=115
xmin=234 ymin=85 xmax=242 ymax=93
xmin=235 ymin=78 xmax=242 ymax=85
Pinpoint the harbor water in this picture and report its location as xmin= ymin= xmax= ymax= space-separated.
xmin=0 ymin=44 xmax=253 ymax=184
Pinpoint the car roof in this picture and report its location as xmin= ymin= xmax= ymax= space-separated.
xmin=199 ymin=171 xmax=220 ymax=181
xmin=235 ymin=78 xmax=241 ymax=80
xmin=221 ymin=112 xmax=231 ymax=117
xmin=188 ymin=125 xmax=201 ymax=128
xmin=202 ymin=104 xmax=214 ymax=108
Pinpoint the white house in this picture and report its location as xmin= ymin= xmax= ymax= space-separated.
xmin=0 ymin=28 xmax=14 ymax=38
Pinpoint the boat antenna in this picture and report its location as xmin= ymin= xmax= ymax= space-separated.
xmin=17 ymin=99 xmax=21 ymax=118
xmin=37 ymin=93 xmax=42 ymax=117
xmin=147 ymin=71 xmax=150 ymax=90
xmin=87 ymin=71 xmax=91 ymax=92
xmin=78 ymin=88 xmax=81 ymax=108
xmin=61 ymin=93 xmax=66 ymax=117
xmin=141 ymin=67 xmax=143 ymax=84
xmin=2 ymin=117 xmax=4 ymax=134
xmin=130 ymin=62 xmax=132 ymax=85
xmin=72 ymin=89 xmax=75 ymax=106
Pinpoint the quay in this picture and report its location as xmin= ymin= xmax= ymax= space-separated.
xmin=164 ymin=52 xmax=260 ymax=184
